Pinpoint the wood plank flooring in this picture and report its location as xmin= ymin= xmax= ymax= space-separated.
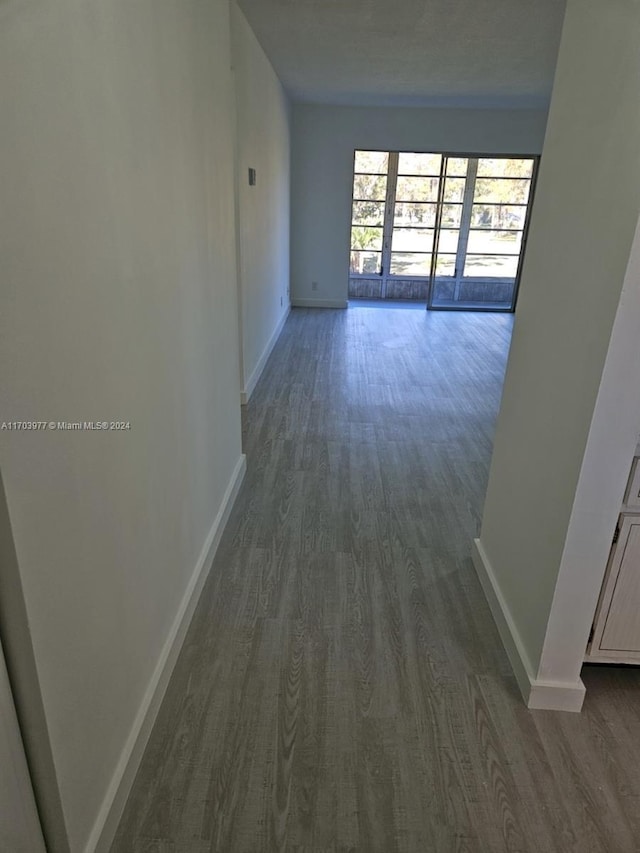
xmin=111 ymin=306 xmax=640 ymax=853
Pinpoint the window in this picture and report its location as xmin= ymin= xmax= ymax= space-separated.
xmin=348 ymin=151 xmax=537 ymax=311
xmin=390 ymin=152 xmax=442 ymax=277
xmin=349 ymin=151 xmax=388 ymax=276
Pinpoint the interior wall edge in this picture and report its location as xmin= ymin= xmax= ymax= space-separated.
xmin=537 ymin=210 xmax=640 ymax=685
xmin=0 ymin=635 xmax=47 ymax=852
xmin=471 ymin=538 xmax=585 ymax=712
xmin=527 ymin=679 xmax=585 ymax=713
xmin=231 ymin=2 xmax=292 ymax=398
xmin=0 ymin=471 xmax=70 ymax=853
xmin=471 ymin=539 xmax=536 ymax=700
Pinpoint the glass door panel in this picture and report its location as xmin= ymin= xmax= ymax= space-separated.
xmin=441 ymin=203 xmax=463 ymax=227
xmin=476 ymin=157 xmax=533 ymax=178
xmin=395 ymin=175 xmax=441 ymax=201
xmin=470 ymin=204 xmax=527 ymax=229
xmin=390 ymin=253 xmax=433 ymax=277
xmin=391 ymin=229 xmax=435 ymax=252
xmin=463 ymin=254 xmax=520 ymax=278
xmin=430 ymin=156 xmax=536 ymax=310
xmin=442 ymin=178 xmax=466 ymax=202
xmin=429 ymin=157 xmax=472 ymax=307
xmin=446 ymin=157 xmax=469 ymax=176
xmin=388 ymin=153 xmax=442 ymax=286
xmin=393 ymin=202 xmax=437 ymax=227
xmin=459 ymin=157 xmax=534 ymax=308
xmin=466 ymin=229 xmax=523 ymax=254
xmin=397 ymin=152 xmax=442 ymax=174
xmin=473 ymin=178 xmax=531 ymax=205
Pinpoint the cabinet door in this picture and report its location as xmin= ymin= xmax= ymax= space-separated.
xmin=590 ymin=514 xmax=640 ymax=661
xmin=624 ymin=457 xmax=640 ymax=508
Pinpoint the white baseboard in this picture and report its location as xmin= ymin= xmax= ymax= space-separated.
xmin=471 ymin=539 xmax=535 ymax=702
xmin=471 ymin=538 xmax=585 ymax=713
xmin=291 ymin=298 xmax=348 ymax=309
xmin=527 ymin=678 xmax=585 ymax=712
xmin=241 ymin=307 xmax=290 ymax=405
xmin=86 ymin=454 xmax=247 ymax=853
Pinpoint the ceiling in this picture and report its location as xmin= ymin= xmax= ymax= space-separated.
xmin=237 ymin=0 xmax=567 ymax=108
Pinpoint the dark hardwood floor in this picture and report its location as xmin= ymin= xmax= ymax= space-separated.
xmin=111 ymin=306 xmax=640 ymax=853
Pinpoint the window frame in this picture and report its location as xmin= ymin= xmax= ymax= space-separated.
xmin=348 ymin=149 xmax=540 ymax=312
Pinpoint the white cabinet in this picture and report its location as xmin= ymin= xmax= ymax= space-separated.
xmin=587 ymin=451 xmax=640 ymax=664
xmin=624 ymin=457 xmax=640 ymax=508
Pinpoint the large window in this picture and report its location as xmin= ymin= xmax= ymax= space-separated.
xmin=348 ymin=151 xmax=537 ymax=311
xmin=349 ymin=150 xmax=388 ymax=276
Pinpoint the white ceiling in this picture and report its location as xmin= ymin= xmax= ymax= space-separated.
xmin=237 ymin=0 xmax=567 ymax=108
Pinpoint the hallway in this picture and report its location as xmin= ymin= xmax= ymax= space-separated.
xmin=112 ymin=307 xmax=640 ymax=852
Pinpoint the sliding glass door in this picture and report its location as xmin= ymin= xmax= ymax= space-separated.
xmin=388 ymin=152 xmax=440 ymax=279
xmin=429 ymin=157 xmax=534 ymax=309
xmin=348 ymin=151 xmax=537 ymax=311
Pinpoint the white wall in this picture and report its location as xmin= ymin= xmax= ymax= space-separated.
xmin=290 ymin=104 xmax=548 ymax=306
xmin=537 ymin=214 xmax=640 ymax=691
xmin=476 ymin=0 xmax=640 ymax=706
xmin=231 ymin=5 xmax=291 ymax=401
xmin=0 ymin=0 xmax=243 ymax=850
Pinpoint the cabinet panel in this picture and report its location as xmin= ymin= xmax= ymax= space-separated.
xmin=591 ymin=515 xmax=640 ymax=659
xmin=624 ymin=457 xmax=640 ymax=508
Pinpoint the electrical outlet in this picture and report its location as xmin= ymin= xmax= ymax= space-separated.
xmin=311 ymin=281 xmax=318 ymax=292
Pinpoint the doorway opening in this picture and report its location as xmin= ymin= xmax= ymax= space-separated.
xmin=348 ymin=151 xmax=538 ymax=311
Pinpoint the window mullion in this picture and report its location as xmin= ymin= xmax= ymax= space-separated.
xmin=380 ymin=152 xmax=399 ymax=294
xmin=453 ymin=158 xmax=478 ymax=299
